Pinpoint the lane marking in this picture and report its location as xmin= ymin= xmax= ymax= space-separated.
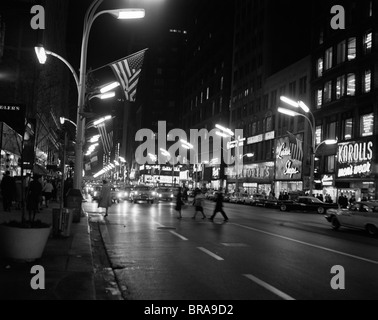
xmin=244 ymin=274 xmax=295 ymax=301
xmin=170 ymin=231 xmax=188 ymax=241
xmin=221 ymin=243 xmax=248 ymax=247
xmin=231 ymin=223 xmax=378 ymax=265
xmin=198 ymin=247 xmax=224 ymax=261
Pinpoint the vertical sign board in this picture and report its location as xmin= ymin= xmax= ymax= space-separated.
xmin=275 ymin=135 xmax=303 ymax=181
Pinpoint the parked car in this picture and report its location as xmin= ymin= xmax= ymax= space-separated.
xmin=130 ymin=185 xmax=156 ymax=204
xmin=223 ymin=193 xmax=231 ymax=203
xmin=155 ymin=187 xmax=175 ymax=202
xmin=229 ymin=192 xmax=240 ymax=204
xmin=325 ymin=202 xmax=378 ymax=235
xmin=245 ymin=193 xmax=266 ymax=206
xmin=279 ymin=196 xmax=338 ymax=214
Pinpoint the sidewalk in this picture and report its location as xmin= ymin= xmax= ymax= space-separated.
xmin=0 ymin=200 xmax=96 ymax=300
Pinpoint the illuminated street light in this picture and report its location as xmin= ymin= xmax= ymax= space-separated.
xmin=59 ymin=1 xmax=144 ymax=190
xmin=100 ymin=82 xmax=120 ymax=94
xmin=280 ymin=96 xmax=335 ymax=196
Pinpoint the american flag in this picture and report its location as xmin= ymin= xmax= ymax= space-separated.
xmin=109 ymin=49 xmax=148 ymax=102
xmin=287 ymin=131 xmax=303 ymax=162
xmin=97 ymin=123 xmax=113 ymax=156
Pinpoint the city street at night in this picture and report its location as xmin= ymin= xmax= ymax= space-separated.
xmin=86 ymin=198 xmax=378 ymax=301
xmin=1 ymin=0 xmax=378 ymax=305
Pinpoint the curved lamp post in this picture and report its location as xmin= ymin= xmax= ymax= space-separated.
xmin=279 ymin=96 xmax=337 ymax=196
xmin=74 ymin=2 xmax=145 ymax=190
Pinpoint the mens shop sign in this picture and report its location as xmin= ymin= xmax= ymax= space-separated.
xmin=337 ymin=140 xmax=374 ymax=178
xmin=226 ymin=162 xmax=274 ymax=180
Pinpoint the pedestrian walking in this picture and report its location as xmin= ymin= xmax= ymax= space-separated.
xmin=175 ymin=187 xmax=184 ymax=219
xmin=1 ymin=171 xmax=16 ymax=212
xmin=42 ymin=179 xmax=54 ymax=208
xmin=26 ymin=174 xmax=43 ymax=221
xmin=209 ymin=188 xmax=229 ymax=222
xmin=98 ymin=180 xmax=112 ymax=217
xmin=192 ymin=188 xmax=206 ymax=220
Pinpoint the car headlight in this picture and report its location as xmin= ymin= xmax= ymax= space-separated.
xmin=159 ymin=194 xmax=162 ymax=198
xmin=171 ymin=194 xmax=174 ymax=198
xmin=117 ymin=193 xmax=122 ymax=197
xmin=152 ymin=192 xmax=156 ymax=196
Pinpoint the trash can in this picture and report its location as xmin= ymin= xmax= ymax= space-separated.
xmin=66 ymin=189 xmax=83 ymax=223
xmin=52 ymin=208 xmax=73 ymax=238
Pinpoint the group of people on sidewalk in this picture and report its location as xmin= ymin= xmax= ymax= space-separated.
xmin=175 ymin=187 xmax=229 ymax=222
xmin=0 ymin=171 xmax=62 ymax=213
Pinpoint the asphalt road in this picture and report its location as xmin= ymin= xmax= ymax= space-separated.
xmin=84 ymin=198 xmax=378 ymax=301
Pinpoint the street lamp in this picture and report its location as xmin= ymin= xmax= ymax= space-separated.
xmin=73 ymin=2 xmax=145 ymax=190
xmin=279 ymin=96 xmax=337 ymax=196
xmin=216 ymin=124 xmax=245 ymax=192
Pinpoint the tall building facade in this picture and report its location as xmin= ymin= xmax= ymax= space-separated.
xmin=181 ymin=1 xmax=234 ymax=190
xmin=311 ymin=0 xmax=378 ymax=201
xmin=228 ymin=0 xmax=312 ymax=194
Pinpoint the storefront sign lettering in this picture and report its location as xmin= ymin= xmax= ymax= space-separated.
xmin=283 ymin=160 xmax=299 ymax=178
xmin=338 ymin=163 xmax=372 ymax=178
xmin=337 ymin=140 xmax=374 ymax=178
xmin=277 ymin=143 xmax=291 ymax=159
xmin=338 ymin=141 xmax=373 ymax=164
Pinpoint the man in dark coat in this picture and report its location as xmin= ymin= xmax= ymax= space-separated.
xmin=1 ymin=171 xmax=16 ymax=212
xmin=26 ymin=174 xmax=43 ymax=221
xmin=209 ymin=188 xmax=229 ymax=222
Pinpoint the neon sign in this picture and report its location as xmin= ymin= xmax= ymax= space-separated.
xmin=337 ymin=140 xmax=374 ymax=178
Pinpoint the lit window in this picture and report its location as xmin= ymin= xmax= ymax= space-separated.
xmin=220 ymin=77 xmax=224 ymax=90
xmin=364 ymin=70 xmax=372 ymax=93
xmin=337 ymin=41 xmax=346 ymax=64
xmin=364 ymin=32 xmax=372 ymax=54
xmin=336 ymin=75 xmax=346 ymax=99
xmin=326 ymin=155 xmax=336 ymax=173
xmin=327 ymin=122 xmax=337 ymax=140
xmin=317 ymin=89 xmax=323 ymax=109
xmin=347 ymin=38 xmax=356 ymax=60
xmin=347 ymin=74 xmax=356 ymax=96
xmin=325 ymin=47 xmax=333 ymax=70
xmin=206 ymin=87 xmax=210 ymax=100
xmin=323 ymin=81 xmax=332 ymax=103
xmin=343 ymin=118 xmax=353 ymax=140
xmin=317 ymin=58 xmax=323 ymax=77
xmin=315 ymin=126 xmax=322 ymax=145
xmin=360 ymin=113 xmax=374 ymax=137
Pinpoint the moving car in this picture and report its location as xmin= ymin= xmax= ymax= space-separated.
xmin=91 ymin=185 xmax=102 ymax=201
xmin=155 ymin=187 xmax=175 ymax=202
xmin=279 ymin=196 xmax=338 ymax=214
xmin=325 ymin=201 xmax=378 ymax=235
xmin=130 ymin=185 xmax=155 ymax=204
xmin=122 ymin=186 xmax=134 ymax=201
xmin=110 ymin=187 xmax=123 ymax=203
